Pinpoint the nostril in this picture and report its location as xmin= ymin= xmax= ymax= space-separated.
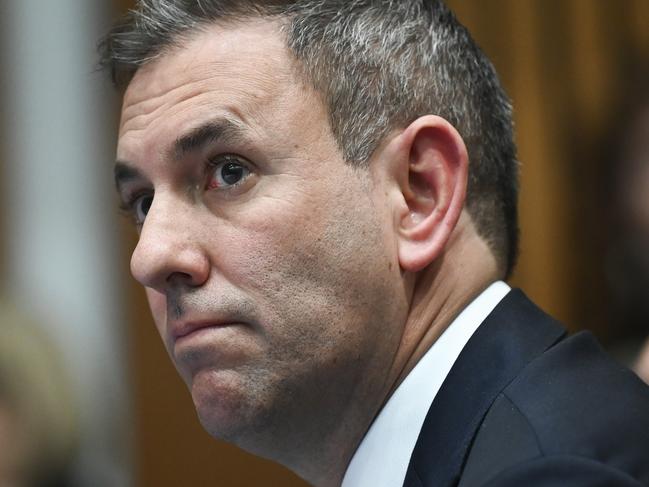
xmin=167 ymin=271 xmax=196 ymax=286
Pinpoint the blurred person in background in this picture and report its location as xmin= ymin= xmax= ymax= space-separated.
xmin=605 ymin=77 xmax=649 ymax=385
xmin=0 ymin=298 xmax=79 ymax=487
xmin=101 ymin=1 xmax=649 ymax=486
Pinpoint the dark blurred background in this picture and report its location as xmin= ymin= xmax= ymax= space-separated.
xmin=0 ymin=0 xmax=647 ymax=485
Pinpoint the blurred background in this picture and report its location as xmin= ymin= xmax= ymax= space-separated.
xmin=0 ymin=0 xmax=647 ymax=485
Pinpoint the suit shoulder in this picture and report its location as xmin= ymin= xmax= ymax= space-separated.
xmin=460 ymin=333 xmax=649 ymax=486
xmin=501 ymin=331 xmax=649 ymax=482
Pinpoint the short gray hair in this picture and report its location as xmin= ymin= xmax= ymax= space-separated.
xmin=99 ymin=0 xmax=519 ymax=276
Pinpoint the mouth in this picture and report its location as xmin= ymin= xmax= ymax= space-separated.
xmin=171 ymin=320 xmax=238 ymax=346
xmin=169 ymin=318 xmax=251 ymax=377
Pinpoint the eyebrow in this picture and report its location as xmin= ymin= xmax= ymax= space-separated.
xmin=114 ymin=118 xmax=247 ymax=195
xmin=173 ymin=118 xmax=246 ymax=160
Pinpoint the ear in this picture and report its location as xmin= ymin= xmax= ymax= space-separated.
xmin=395 ymin=115 xmax=468 ymax=272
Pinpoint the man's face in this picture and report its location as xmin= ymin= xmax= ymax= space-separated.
xmin=115 ymin=21 xmax=408 ymax=455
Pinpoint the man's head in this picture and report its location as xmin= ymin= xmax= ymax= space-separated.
xmin=102 ymin=0 xmax=518 ymax=275
xmin=102 ymin=1 xmax=517 ymax=484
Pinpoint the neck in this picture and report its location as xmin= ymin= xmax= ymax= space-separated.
xmin=387 ymin=215 xmax=501 ymax=400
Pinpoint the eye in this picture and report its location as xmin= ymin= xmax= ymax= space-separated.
xmin=132 ymin=194 xmax=153 ymax=225
xmin=207 ymin=156 xmax=251 ymax=190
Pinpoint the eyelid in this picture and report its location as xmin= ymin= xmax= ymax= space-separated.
xmin=207 ymin=153 xmax=252 ymax=169
xmin=119 ymin=187 xmax=147 ymax=210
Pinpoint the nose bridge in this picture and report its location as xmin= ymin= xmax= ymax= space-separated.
xmin=130 ymin=193 xmax=208 ymax=290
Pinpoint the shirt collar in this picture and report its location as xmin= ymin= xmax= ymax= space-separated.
xmin=341 ymin=281 xmax=511 ymax=487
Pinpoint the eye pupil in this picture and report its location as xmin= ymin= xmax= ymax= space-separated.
xmin=141 ymin=196 xmax=152 ymax=215
xmin=137 ymin=196 xmax=152 ymax=221
xmin=221 ymin=162 xmax=244 ymax=184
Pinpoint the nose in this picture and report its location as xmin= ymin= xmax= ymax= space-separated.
xmin=130 ymin=196 xmax=210 ymax=292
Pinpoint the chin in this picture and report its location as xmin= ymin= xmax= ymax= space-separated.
xmin=189 ymin=367 xmax=263 ymax=444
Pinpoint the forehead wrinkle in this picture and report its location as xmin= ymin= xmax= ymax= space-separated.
xmin=120 ymin=84 xmax=207 ymax=137
xmin=120 ymin=57 xmax=290 ymax=139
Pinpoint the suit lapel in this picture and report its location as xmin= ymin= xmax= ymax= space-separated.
xmin=403 ymin=290 xmax=566 ymax=487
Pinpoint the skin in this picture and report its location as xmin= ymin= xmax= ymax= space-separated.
xmin=116 ymin=19 xmax=499 ymax=487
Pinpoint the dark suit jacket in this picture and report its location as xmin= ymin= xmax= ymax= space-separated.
xmin=403 ymin=289 xmax=649 ymax=487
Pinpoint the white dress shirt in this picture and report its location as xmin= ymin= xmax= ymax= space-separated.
xmin=341 ymin=281 xmax=511 ymax=487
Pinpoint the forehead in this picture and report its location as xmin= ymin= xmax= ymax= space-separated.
xmin=118 ymin=19 xmax=312 ymax=146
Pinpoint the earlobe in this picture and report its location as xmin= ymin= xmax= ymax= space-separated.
xmin=396 ymin=116 xmax=468 ymax=272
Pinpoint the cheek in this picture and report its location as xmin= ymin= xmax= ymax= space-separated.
xmin=224 ymin=211 xmax=332 ymax=296
xmin=235 ymin=194 xmax=391 ymax=333
xmin=210 ymin=194 xmax=329 ymax=285
xmin=146 ymin=287 xmax=167 ymax=337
